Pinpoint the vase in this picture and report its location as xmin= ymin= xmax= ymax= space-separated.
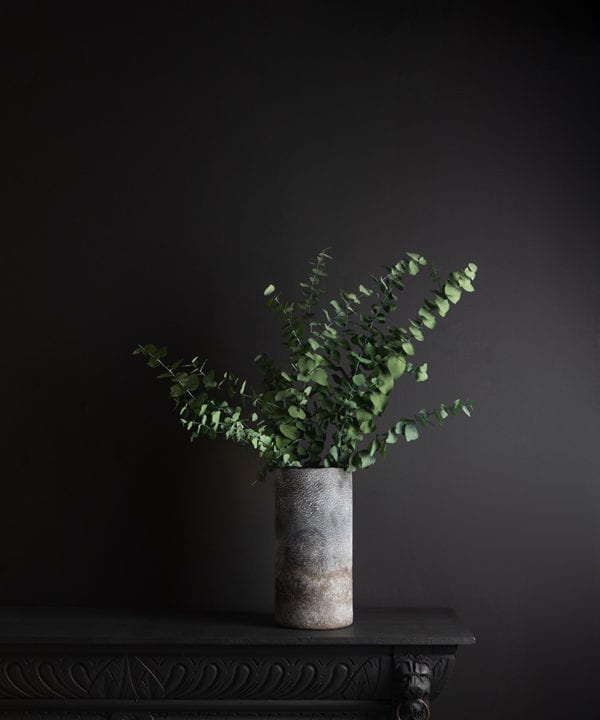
xmin=274 ymin=467 xmax=353 ymax=629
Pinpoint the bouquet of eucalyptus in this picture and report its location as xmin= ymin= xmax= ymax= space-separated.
xmin=135 ymin=250 xmax=477 ymax=479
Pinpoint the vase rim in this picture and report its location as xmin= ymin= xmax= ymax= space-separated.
xmin=277 ymin=466 xmax=351 ymax=474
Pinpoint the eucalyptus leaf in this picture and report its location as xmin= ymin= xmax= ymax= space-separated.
xmin=369 ymin=392 xmax=388 ymax=415
xmin=377 ymin=370 xmax=394 ymax=395
xmin=435 ymin=295 xmax=450 ymax=317
xmin=444 ymin=282 xmax=462 ymax=304
xmin=418 ymin=307 xmax=436 ymax=329
xmin=387 ymin=355 xmax=406 ymax=379
xmin=407 ymin=259 xmax=419 ymax=275
xmin=416 ymin=363 xmax=429 ymax=382
xmin=311 ymin=367 xmax=329 ymax=386
xmin=356 ymin=408 xmax=373 ymax=422
xmin=170 ymin=384 xmax=185 ymax=398
xmin=403 ymin=423 xmax=419 ymax=442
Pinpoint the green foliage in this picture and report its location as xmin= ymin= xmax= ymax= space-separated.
xmin=134 ymin=250 xmax=478 ymax=479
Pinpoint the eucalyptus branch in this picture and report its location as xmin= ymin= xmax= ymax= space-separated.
xmin=135 ymin=251 xmax=477 ymax=477
xmin=269 ymin=293 xmax=304 ymax=352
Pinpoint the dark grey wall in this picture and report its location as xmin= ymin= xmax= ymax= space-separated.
xmin=2 ymin=2 xmax=599 ymax=717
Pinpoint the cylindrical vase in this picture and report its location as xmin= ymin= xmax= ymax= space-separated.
xmin=275 ymin=467 xmax=353 ymax=630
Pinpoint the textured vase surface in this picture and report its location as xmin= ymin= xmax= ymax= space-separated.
xmin=275 ymin=467 xmax=353 ymax=630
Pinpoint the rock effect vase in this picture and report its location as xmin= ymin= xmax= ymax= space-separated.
xmin=275 ymin=467 xmax=353 ymax=629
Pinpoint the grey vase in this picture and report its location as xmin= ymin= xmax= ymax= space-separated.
xmin=275 ymin=467 xmax=353 ymax=630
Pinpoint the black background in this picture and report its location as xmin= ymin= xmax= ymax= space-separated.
xmin=2 ymin=2 xmax=600 ymax=717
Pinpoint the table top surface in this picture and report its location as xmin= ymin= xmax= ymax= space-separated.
xmin=0 ymin=607 xmax=475 ymax=647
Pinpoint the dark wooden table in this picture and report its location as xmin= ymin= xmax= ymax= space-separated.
xmin=0 ymin=607 xmax=475 ymax=720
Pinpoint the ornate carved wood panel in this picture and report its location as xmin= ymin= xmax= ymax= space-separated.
xmin=0 ymin=653 xmax=390 ymax=702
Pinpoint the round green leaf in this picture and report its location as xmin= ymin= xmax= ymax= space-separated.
xmin=279 ymin=423 xmax=298 ymax=440
xmin=403 ymin=422 xmax=419 ymax=442
xmin=444 ymin=282 xmax=462 ymax=304
xmin=311 ymin=367 xmax=329 ymax=386
xmin=387 ymin=355 xmax=406 ymax=379
xmin=369 ymin=391 xmax=387 ymax=415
